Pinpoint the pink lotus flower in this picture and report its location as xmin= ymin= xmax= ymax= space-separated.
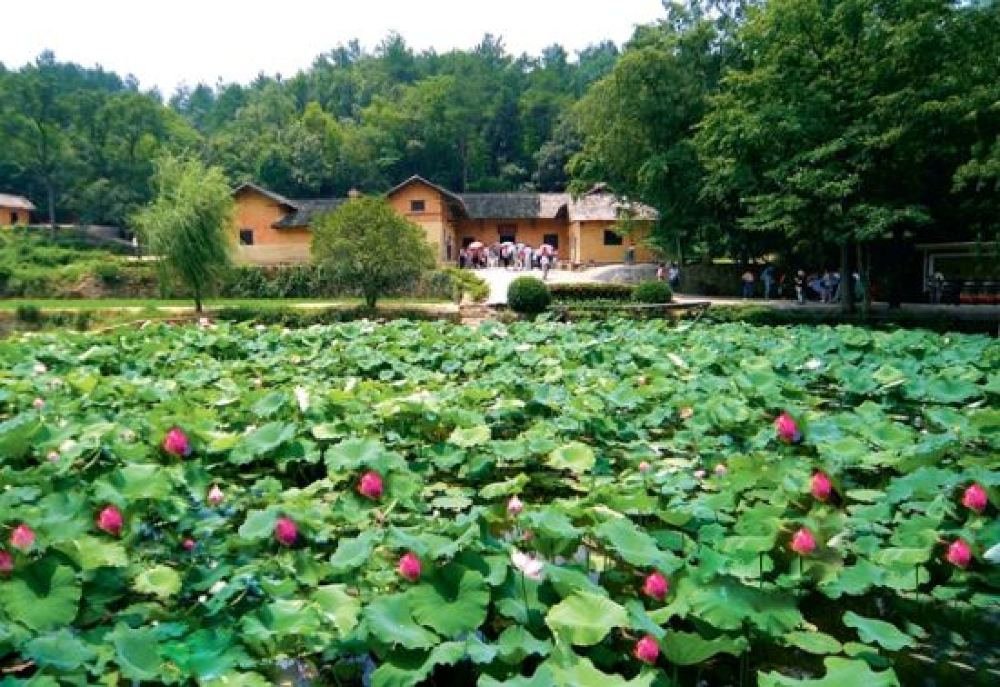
xmin=638 ymin=461 xmax=652 ymax=473
xmin=163 ymin=427 xmax=191 ymax=457
xmin=0 ymin=550 xmax=12 ymax=574
xmin=634 ymin=635 xmax=659 ymax=664
xmin=790 ymin=527 xmax=816 ymax=556
xmin=507 ymin=495 xmax=524 ymax=516
xmin=182 ymin=538 xmax=196 ymax=551
xmin=775 ymin=412 xmax=802 ymax=443
xmin=693 ymin=469 xmax=706 ymax=480
xmin=207 ymin=484 xmax=225 ymax=506
xmin=811 ymin=472 xmax=833 ymax=502
xmin=47 ymin=451 xmax=60 ymax=462
xmin=358 ymin=471 xmax=384 ymax=500
xmin=714 ymin=463 xmax=728 ymax=477
xmin=962 ymin=483 xmax=987 ymax=514
xmin=511 ymin=549 xmax=545 ymax=580
xmin=398 ymin=552 xmax=422 ymax=582
xmin=275 ymin=517 xmax=298 ymax=546
xmin=946 ymin=538 xmax=972 ymax=568
xmin=10 ymin=524 xmax=35 ymax=551
xmin=642 ymin=571 xmax=669 ymax=601
xmin=97 ymin=505 xmax=123 ymax=537
xmin=32 ymin=398 xmax=45 ymax=410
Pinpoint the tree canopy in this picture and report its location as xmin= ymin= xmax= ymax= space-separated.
xmin=311 ymin=196 xmax=435 ymax=308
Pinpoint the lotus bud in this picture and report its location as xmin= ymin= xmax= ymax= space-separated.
xmin=714 ymin=463 xmax=728 ymax=477
xmin=961 ymin=483 xmax=987 ymax=514
xmin=358 ymin=471 xmax=384 ymax=500
xmin=639 ymin=461 xmax=652 ymax=473
xmin=0 ymin=550 xmax=12 ymax=574
xmin=775 ymin=412 xmax=802 ymax=443
xmin=32 ymin=398 xmax=45 ymax=410
xmin=507 ymin=495 xmax=524 ymax=516
xmin=97 ymin=505 xmax=124 ymax=537
xmin=207 ymin=484 xmax=225 ymax=506
xmin=182 ymin=538 xmax=196 ymax=551
xmin=162 ymin=427 xmax=191 ymax=457
xmin=811 ymin=472 xmax=833 ymax=501
xmin=398 ymin=552 xmax=422 ymax=582
xmin=946 ymin=538 xmax=972 ymax=568
xmin=10 ymin=524 xmax=35 ymax=551
xmin=642 ymin=571 xmax=669 ymax=601
xmin=790 ymin=527 xmax=816 ymax=556
xmin=274 ymin=517 xmax=298 ymax=546
xmin=634 ymin=635 xmax=659 ymax=664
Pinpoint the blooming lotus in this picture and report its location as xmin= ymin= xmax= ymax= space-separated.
xmin=962 ymin=483 xmax=987 ymax=514
xmin=946 ymin=539 xmax=972 ymax=569
xmin=634 ymin=635 xmax=659 ymax=664
xmin=207 ymin=484 xmax=225 ymax=506
xmin=507 ymin=495 xmax=524 ymax=516
xmin=398 ymin=552 xmax=422 ymax=582
xmin=693 ymin=469 xmax=706 ymax=480
xmin=811 ymin=472 xmax=833 ymax=501
xmin=714 ymin=463 xmax=728 ymax=477
xmin=32 ymin=398 xmax=45 ymax=410
xmin=775 ymin=412 xmax=802 ymax=443
xmin=162 ymin=428 xmax=191 ymax=457
xmin=790 ymin=527 xmax=816 ymax=555
xmin=642 ymin=571 xmax=669 ymax=601
xmin=639 ymin=461 xmax=652 ymax=473
xmin=512 ymin=549 xmax=544 ymax=580
xmin=47 ymin=451 xmax=60 ymax=462
xmin=10 ymin=524 xmax=35 ymax=551
xmin=358 ymin=471 xmax=384 ymax=500
xmin=97 ymin=506 xmax=124 ymax=537
xmin=0 ymin=550 xmax=12 ymax=574
xmin=275 ymin=517 xmax=298 ymax=546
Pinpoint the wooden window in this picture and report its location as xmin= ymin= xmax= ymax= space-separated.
xmin=239 ymin=229 xmax=254 ymax=246
xmin=543 ymin=233 xmax=559 ymax=250
xmin=603 ymin=229 xmax=623 ymax=246
xmin=410 ymin=199 xmax=426 ymax=212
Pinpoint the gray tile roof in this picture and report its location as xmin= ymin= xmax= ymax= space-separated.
xmin=459 ymin=193 xmax=570 ymax=219
xmin=272 ymin=198 xmax=348 ymax=228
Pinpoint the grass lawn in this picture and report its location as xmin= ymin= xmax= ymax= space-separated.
xmin=0 ymin=297 xmax=451 ymax=312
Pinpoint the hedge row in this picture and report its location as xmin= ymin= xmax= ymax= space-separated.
xmin=547 ymin=282 xmax=636 ymax=301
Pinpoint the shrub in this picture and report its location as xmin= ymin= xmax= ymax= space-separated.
xmin=632 ymin=280 xmax=673 ymax=304
xmin=94 ymin=261 xmax=123 ymax=285
xmin=15 ymin=304 xmax=43 ymax=324
xmin=507 ymin=276 xmax=551 ymax=314
xmin=549 ymin=282 xmax=635 ymax=302
xmin=443 ymin=268 xmax=489 ymax=302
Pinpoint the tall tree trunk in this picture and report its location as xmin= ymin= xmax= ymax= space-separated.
xmin=365 ymin=292 xmax=377 ymax=310
xmin=839 ymin=240 xmax=856 ymax=315
xmin=858 ymin=241 xmax=872 ymax=316
xmin=888 ymin=227 xmax=904 ymax=309
xmin=46 ymin=182 xmax=57 ymax=239
xmin=194 ymin=288 xmax=203 ymax=314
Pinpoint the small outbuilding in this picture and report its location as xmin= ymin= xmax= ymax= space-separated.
xmin=0 ymin=193 xmax=35 ymax=225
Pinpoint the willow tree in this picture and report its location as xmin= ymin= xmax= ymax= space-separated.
xmin=134 ymin=155 xmax=234 ymax=312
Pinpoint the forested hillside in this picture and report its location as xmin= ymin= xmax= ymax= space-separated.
xmin=0 ymin=34 xmax=615 ymax=227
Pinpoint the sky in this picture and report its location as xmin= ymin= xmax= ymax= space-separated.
xmin=3 ymin=0 xmax=667 ymax=95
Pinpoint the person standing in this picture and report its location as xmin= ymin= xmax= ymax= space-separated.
xmin=741 ymin=269 xmax=755 ymax=299
xmin=794 ymin=270 xmax=805 ymax=304
xmin=540 ymin=253 xmax=551 ymax=280
xmin=656 ymin=263 xmax=666 ymax=281
xmin=668 ymin=262 xmax=680 ymax=290
xmin=761 ymin=263 xmax=775 ymax=299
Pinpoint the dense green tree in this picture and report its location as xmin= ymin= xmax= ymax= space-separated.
xmin=311 ymin=196 xmax=435 ymax=308
xmin=133 ymin=155 xmax=234 ymax=312
xmin=697 ymin=0 xmax=1000 ymax=310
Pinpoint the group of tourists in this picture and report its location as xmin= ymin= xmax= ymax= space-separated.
xmin=458 ymin=242 xmax=559 ymax=279
xmin=741 ymin=264 xmax=864 ymax=303
xmin=655 ymin=262 xmax=682 ymax=290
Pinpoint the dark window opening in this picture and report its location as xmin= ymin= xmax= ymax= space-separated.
xmin=543 ymin=233 xmax=559 ymax=250
xmin=410 ymin=199 xmax=426 ymax=212
xmin=10 ymin=212 xmax=18 ymax=223
xmin=498 ymin=224 xmax=517 ymax=244
xmin=239 ymin=229 xmax=254 ymax=246
xmin=462 ymin=237 xmax=476 ymax=248
xmin=603 ymin=230 xmax=623 ymax=246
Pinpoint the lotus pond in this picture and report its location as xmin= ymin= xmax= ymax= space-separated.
xmin=0 ymin=319 xmax=998 ymax=686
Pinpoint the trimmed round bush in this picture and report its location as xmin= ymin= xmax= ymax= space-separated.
xmin=632 ymin=280 xmax=673 ymax=304
xmin=507 ymin=276 xmax=551 ymax=314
